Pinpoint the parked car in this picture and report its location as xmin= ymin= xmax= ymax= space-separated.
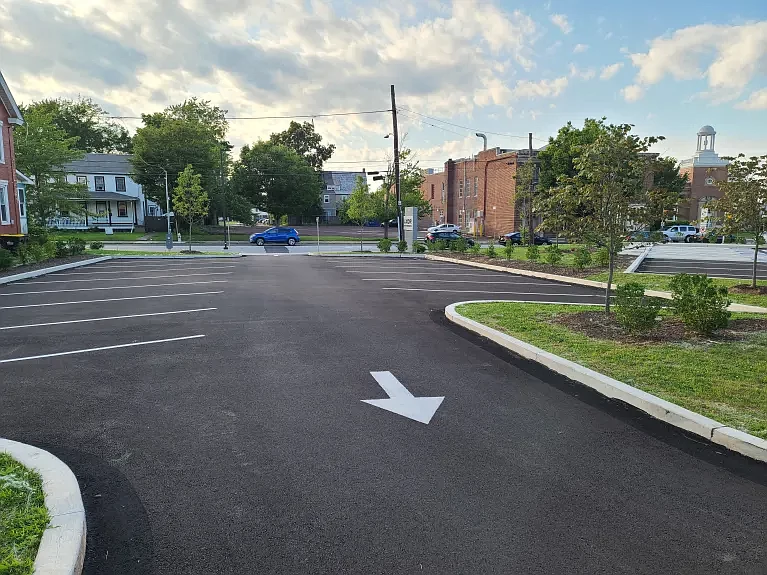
xmin=425 ymin=231 xmax=475 ymax=246
xmin=662 ymin=225 xmax=699 ymax=243
xmin=497 ymin=232 xmax=551 ymax=246
xmin=695 ymin=228 xmax=737 ymax=244
xmin=380 ymin=219 xmax=398 ymax=228
xmin=427 ymin=223 xmax=461 ymax=234
xmin=249 ymin=227 xmax=300 ymax=246
xmin=625 ymin=230 xmax=666 ymax=243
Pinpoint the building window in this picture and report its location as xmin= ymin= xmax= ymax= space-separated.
xmin=458 ymin=180 xmax=463 ymax=198
xmin=17 ymin=187 xmax=25 ymax=217
xmin=430 ymin=184 xmax=435 ymax=200
xmin=474 ymin=177 xmax=478 ymax=197
xmin=77 ymin=175 xmax=88 ymax=186
xmin=95 ymin=176 xmax=105 ymax=191
xmin=148 ymin=205 xmax=158 ymax=216
xmin=323 ymin=195 xmax=330 ymax=203
xmin=117 ymin=201 xmax=128 ymax=217
xmin=0 ymin=182 xmax=9 ymax=224
xmin=0 ymin=121 xmax=4 ymax=164
xmin=95 ymin=202 xmax=107 ymax=217
xmin=115 ymin=177 xmax=126 ymax=192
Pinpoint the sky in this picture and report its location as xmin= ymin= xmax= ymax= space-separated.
xmin=1 ymin=0 xmax=766 ymax=173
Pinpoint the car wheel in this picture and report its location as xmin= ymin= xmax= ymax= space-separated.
xmin=255 ymin=238 xmax=265 ymax=246
xmin=287 ymin=238 xmax=296 ymax=246
xmin=684 ymin=235 xmax=692 ymax=243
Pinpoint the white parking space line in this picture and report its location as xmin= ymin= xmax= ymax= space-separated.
xmin=20 ymin=272 xmax=233 ymax=285
xmin=346 ymin=271 xmax=522 ymax=277
xmin=382 ymin=287 xmax=603 ymax=297
xmin=84 ymin=262 xmax=237 ymax=271
xmin=0 ymin=291 xmax=224 ymax=310
xmin=0 ymin=308 xmax=217 ymax=331
xmin=362 ymin=278 xmax=555 ymax=286
xmin=0 ymin=280 xmax=228 ymax=297
xmin=0 ymin=335 xmax=206 ymax=364
xmin=53 ymin=265 xmax=237 ymax=276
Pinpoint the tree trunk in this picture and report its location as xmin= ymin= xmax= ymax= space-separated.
xmin=753 ymin=232 xmax=759 ymax=289
xmin=605 ymin=235 xmax=614 ymax=314
xmin=360 ymin=224 xmax=364 ymax=253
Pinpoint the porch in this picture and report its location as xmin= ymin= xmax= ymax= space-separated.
xmin=47 ymin=193 xmax=138 ymax=231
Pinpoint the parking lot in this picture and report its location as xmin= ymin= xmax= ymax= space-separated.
xmin=637 ymin=258 xmax=767 ymax=280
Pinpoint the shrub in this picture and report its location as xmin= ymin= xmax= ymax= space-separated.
xmin=573 ymin=246 xmax=592 ymax=270
xmin=593 ymin=247 xmax=610 ymax=267
xmin=27 ymin=225 xmax=50 ymax=246
xmin=27 ymin=244 xmax=47 ymax=263
xmin=0 ymin=247 xmax=15 ymax=270
xmin=377 ymin=238 xmax=393 ymax=253
xmin=413 ymin=241 xmax=426 ymax=254
xmin=90 ymin=241 xmax=105 ymax=250
xmin=54 ymin=240 xmax=70 ymax=258
xmin=504 ymin=241 xmax=514 ymax=260
xmin=451 ymin=238 xmax=467 ymax=253
xmin=526 ymin=244 xmax=540 ymax=262
xmin=397 ymin=240 xmax=408 ymax=254
xmin=425 ymin=240 xmax=439 ymax=252
xmin=486 ymin=241 xmax=496 ymax=258
xmin=669 ymin=274 xmax=731 ymax=336
xmin=42 ymin=241 xmax=56 ymax=260
xmin=435 ymin=239 xmax=447 ymax=251
xmin=615 ymin=282 xmax=661 ymax=334
xmin=649 ymin=231 xmax=664 ymax=243
xmin=15 ymin=244 xmax=32 ymax=265
xmin=67 ymin=237 xmax=87 ymax=255
xmin=469 ymin=242 xmax=481 ymax=255
xmin=544 ymin=245 xmax=562 ymax=265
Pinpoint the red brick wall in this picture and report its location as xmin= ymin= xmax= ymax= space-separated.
xmin=678 ymin=165 xmax=727 ymax=221
xmin=421 ymin=171 xmax=447 ymax=225
xmin=0 ymin=103 xmax=21 ymax=236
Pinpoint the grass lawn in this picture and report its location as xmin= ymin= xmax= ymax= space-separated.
xmin=0 ymin=453 xmax=50 ymax=574
xmin=86 ymin=249 xmax=234 ymax=256
xmin=457 ymin=302 xmax=767 ymax=439
xmin=587 ymin=271 xmax=767 ymax=309
xmin=147 ymin=232 xmax=378 ymax=243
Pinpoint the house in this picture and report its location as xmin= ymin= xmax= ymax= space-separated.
xmin=321 ymin=170 xmax=365 ymax=223
xmin=0 ymin=70 xmax=25 ymax=248
xmin=47 ymin=153 xmax=162 ymax=231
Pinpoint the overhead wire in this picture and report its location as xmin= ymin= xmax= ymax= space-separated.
xmin=111 ymin=109 xmax=392 ymax=121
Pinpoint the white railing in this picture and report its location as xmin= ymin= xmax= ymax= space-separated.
xmin=47 ymin=217 xmax=87 ymax=229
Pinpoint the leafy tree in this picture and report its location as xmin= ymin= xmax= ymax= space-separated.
xmin=712 ymin=154 xmax=767 ymax=288
xmin=22 ymin=97 xmax=132 ymax=153
xmin=230 ymin=142 xmax=322 ymax=223
xmin=172 ymin=165 xmax=209 ymax=253
xmin=514 ymin=160 xmax=535 ymax=244
xmin=537 ymin=118 xmax=606 ymax=191
xmin=346 ymin=176 xmax=377 ymax=252
xmin=14 ymin=107 xmax=88 ymax=226
xmin=372 ymin=148 xmax=430 ymax=238
xmin=269 ymin=121 xmax=335 ymax=170
xmin=636 ymin=157 xmax=688 ymax=230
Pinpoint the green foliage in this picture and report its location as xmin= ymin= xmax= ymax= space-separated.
xmin=413 ymin=241 xmax=426 ymax=254
xmin=27 ymin=244 xmax=47 ymax=262
xmin=593 ymin=247 xmax=610 ymax=267
xmin=450 ymin=238 xmax=467 ymax=253
xmin=615 ymin=282 xmax=661 ymax=334
xmin=486 ymin=241 xmax=496 ymax=258
xmin=526 ymin=243 xmax=540 ymax=262
xmin=573 ymin=246 xmax=592 ymax=269
xmin=504 ymin=241 xmax=515 ymax=260
xmin=425 ymin=239 xmax=440 ymax=251
xmin=0 ymin=248 xmax=15 ymax=270
xmin=26 ymin=224 xmax=50 ymax=246
xmin=670 ymin=274 xmax=731 ymax=335
xmin=537 ymin=118 xmax=607 ymax=192
xmin=173 ymin=165 xmax=210 ymax=252
xmin=377 ymin=238 xmax=392 ymax=253
xmin=649 ymin=231 xmax=665 ymax=243
xmin=345 ymin=177 xmax=376 ymax=226
xmin=67 ymin=237 xmax=86 ymax=255
xmin=635 ymin=157 xmax=688 ymax=230
xmin=397 ymin=240 xmax=408 ymax=254
xmin=269 ymin=121 xmax=335 ymax=170
xmin=89 ymin=241 xmax=104 ymax=250
xmin=435 ymin=239 xmax=448 ymax=251
xmin=54 ymin=240 xmax=70 ymax=258
xmin=544 ymin=245 xmax=563 ymax=265
xmin=371 ymin=148 xmax=431 ymax=220
xmin=469 ymin=241 xmax=481 ymax=255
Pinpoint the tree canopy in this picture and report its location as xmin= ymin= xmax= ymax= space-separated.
xmin=537 ymin=118 xmax=607 ymax=191
xmin=370 ymin=148 xmax=430 ymax=236
xmin=269 ymin=121 xmax=335 ymax=170
xmin=639 ymin=157 xmax=688 ymax=230
xmin=21 ymin=97 xmax=132 ymax=153
xmin=173 ymin=164 xmax=209 ymax=252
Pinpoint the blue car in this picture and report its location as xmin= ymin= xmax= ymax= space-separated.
xmin=249 ymin=227 xmax=300 ymax=246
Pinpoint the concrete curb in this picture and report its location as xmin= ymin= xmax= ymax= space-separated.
xmin=0 ymin=256 xmax=111 ymax=285
xmin=425 ymin=254 xmax=767 ymax=314
xmin=624 ymin=244 xmax=653 ymax=273
xmin=0 ymin=438 xmax=86 ymax=575
xmin=109 ymin=254 xmax=243 ymax=259
xmin=445 ymin=301 xmax=767 ymax=464
xmin=306 ymin=252 xmax=425 ymax=259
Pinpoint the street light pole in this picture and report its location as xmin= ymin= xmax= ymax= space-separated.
xmin=163 ymin=169 xmax=173 ymax=250
xmin=390 ymin=84 xmax=403 ymax=243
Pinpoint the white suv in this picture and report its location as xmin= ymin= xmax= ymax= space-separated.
xmin=427 ymin=223 xmax=461 ymax=234
xmin=662 ymin=225 xmax=699 ymax=243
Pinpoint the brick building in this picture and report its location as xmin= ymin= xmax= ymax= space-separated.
xmin=676 ymin=125 xmax=729 ymax=226
xmin=421 ymin=147 xmax=539 ymax=238
xmin=0 ymin=70 xmax=25 ymax=248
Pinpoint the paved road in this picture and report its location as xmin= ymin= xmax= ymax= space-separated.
xmin=638 ymin=258 xmax=767 ymax=280
xmin=1 ymin=257 xmax=766 ymax=574
xmin=646 ymin=243 xmax=767 ymax=263
xmin=102 ymin=241 xmax=383 ymax=255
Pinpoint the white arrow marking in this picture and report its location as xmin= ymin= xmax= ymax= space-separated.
xmin=361 ymin=371 xmax=444 ymax=424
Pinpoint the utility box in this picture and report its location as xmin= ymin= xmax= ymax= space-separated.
xmin=404 ymin=206 xmax=418 ymax=249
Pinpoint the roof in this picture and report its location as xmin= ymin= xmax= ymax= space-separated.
xmin=65 ymin=154 xmax=134 ymax=175
xmin=87 ymin=191 xmax=137 ymax=201
xmin=697 ymin=125 xmax=716 ymax=136
xmin=0 ymin=70 xmax=23 ymax=123
xmin=15 ymin=170 xmax=33 ymax=185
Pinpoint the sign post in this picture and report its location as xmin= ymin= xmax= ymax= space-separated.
xmin=316 ymin=216 xmax=320 ymax=254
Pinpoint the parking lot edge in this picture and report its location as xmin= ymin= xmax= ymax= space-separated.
xmin=0 ymin=256 xmax=112 ymax=285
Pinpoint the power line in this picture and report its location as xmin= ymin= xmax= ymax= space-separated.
xmin=398 ymin=109 xmax=467 ymax=138
xmin=111 ymin=109 xmax=392 ymax=121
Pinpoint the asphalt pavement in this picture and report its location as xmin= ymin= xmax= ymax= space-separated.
xmin=638 ymin=258 xmax=767 ymax=280
xmin=1 ymin=256 xmax=766 ymax=574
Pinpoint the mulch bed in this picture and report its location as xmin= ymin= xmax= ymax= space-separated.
xmin=552 ymin=310 xmax=767 ymax=344
xmin=730 ymin=284 xmax=767 ymax=295
xmin=0 ymin=255 xmax=98 ymax=279
xmin=437 ymin=252 xmax=634 ymax=279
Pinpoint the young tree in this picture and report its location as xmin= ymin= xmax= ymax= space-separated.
xmin=514 ymin=160 xmax=535 ymax=244
xmin=346 ymin=176 xmax=376 ymax=252
xmin=22 ymin=98 xmax=132 ymax=153
xmin=712 ymin=154 xmax=767 ymax=288
xmin=230 ymin=142 xmax=322 ymax=223
xmin=14 ymin=107 xmax=88 ymax=226
xmin=172 ymin=165 xmax=209 ymax=253
xmin=269 ymin=121 xmax=335 ymax=170
xmin=373 ymin=148 xmax=430 ymax=238
xmin=637 ymin=157 xmax=688 ymax=230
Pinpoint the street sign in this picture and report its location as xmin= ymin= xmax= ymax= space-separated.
xmin=362 ymin=371 xmax=444 ymax=424
xmin=403 ymin=215 xmax=414 ymax=231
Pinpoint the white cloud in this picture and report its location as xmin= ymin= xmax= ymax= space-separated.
xmin=600 ymin=62 xmax=623 ymax=80
xmin=622 ymin=85 xmax=644 ymax=102
xmin=512 ymin=77 xmax=569 ymax=99
xmin=568 ymin=63 xmax=595 ymax=80
xmin=573 ymin=43 xmax=588 ymax=53
xmin=550 ymin=14 xmax=572 ymax=34
xmin=736 ymin=88 xmax=767 ymax=110
xmin=625 ymin=21 xmax=767 ymax=105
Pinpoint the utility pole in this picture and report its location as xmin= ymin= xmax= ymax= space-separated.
xmin=219 ymin=143 xmax=229 ymax=249
xmin=528 ymin=132 xmax=535 ymax=246
xmin=463 ymin=157 xmax=467 ymax=232
xmin=391 ymin=84 xmax=403 ymax=243
xmin=163 ymin=169 xmax=172 ymax=250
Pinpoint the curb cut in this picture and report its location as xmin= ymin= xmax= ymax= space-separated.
xmin=0 ymin=256 xmax=111 ymax=285
xmin=0 ymin=438 xmax=86 ymax=575
xmin=624 ymin=244 xmax=653 ymax=273
xmin=445 ymin=301 xmax=767 ymax=464
xmin=425 ymin=254 xmax=767 ymax=314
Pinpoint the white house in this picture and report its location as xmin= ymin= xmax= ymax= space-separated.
xmin=47 ymin=153 xmax=162 ymax=230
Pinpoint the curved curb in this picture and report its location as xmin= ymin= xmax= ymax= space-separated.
xmin=0 ymin=438 xmax=86 ymax=574
xmin=0 ymin=256 xmax=111 ymax=285
xmin=624 ymin=244 xmax=653 ymax=273
xmin=445 ymin=301 xmax=767 ymax=464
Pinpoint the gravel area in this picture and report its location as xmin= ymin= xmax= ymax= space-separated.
xmin=0 ymin=255 xmax=99 ymax=279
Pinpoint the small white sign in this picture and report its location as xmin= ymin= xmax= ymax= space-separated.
xmin=404 ymin=216 xmax=414 ymax=231
xmin=326 ymin=185 xmax=340 ymax=191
